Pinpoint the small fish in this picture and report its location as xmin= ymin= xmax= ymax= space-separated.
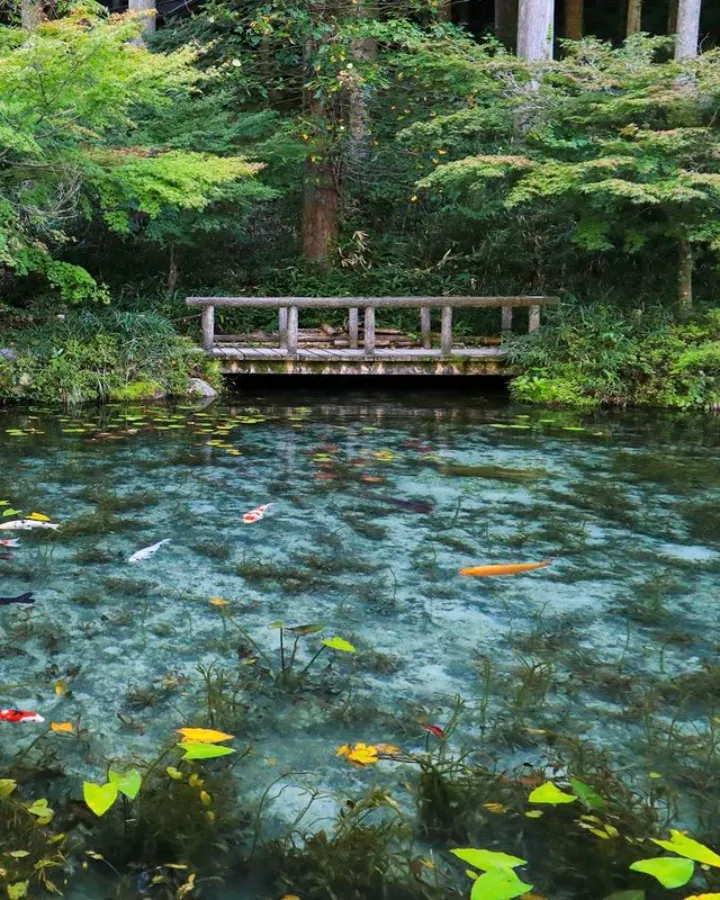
xmin=421 ymin=723 xmax=446 ymax=740
xmin=242 ymin=503 xmax=273 ymax=524
xmin=0 ymin=708 xmax=45 ymax=724
xmin=128 ymin=539 xmax=171 ymax=563
xmin=459 ymin=558 xmax=554 ymax=577
xmin=0 ymin=592 xmax=35 ymax=606
xmin=0 ymin=539 xmax=20 ymax=547
xmin=0 ymin=520 xmax=59 ymax=532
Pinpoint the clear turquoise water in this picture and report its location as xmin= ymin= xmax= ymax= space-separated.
xmin=2 ymin=385 xmax=720 ymax=894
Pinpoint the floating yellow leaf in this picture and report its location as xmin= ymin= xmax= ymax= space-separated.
xmin=28 ymin=512 xmax=50 ymax=522
xmin=483 ymin=802 xmax=507 ymax=814
xmin=166 ymin=767 xmax=183 ymax=781
xmin=209 ymin=597 xmax=229 ymax=607
xmin=50 ymin=722 xmax=73 ymax=733
xmin=54 ymin=680 xmax=67 ymax=697
xmin=335 ymin=742 xmax=379 ymax=766
xmin=199 ymin=791 xmax=212 ymax=806
xmin=176 ymin=727 xmax=234 ymax=743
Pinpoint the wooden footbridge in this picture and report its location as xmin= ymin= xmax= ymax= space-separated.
xmin=186 ymin=296 xmax=559 ymax=375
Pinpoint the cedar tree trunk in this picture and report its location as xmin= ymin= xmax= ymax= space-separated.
xmin=129 ymin=0 xmax=156 ymax=38
xmin=495 ymin=0 xmax=519 ymax=49
xmin=565 ymin=0 xmax=583 ymax=39
xmin=21 ymin=0 xmax=42 ymax=29
xmin=517 ymin=0 xmax=554 ymax=60
xmin=626 ymin=0 xmax=642 ymax=34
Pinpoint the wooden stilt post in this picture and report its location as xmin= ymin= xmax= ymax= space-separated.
xmin=288 ymin=306 xmax=299 ymax=357
xmin=279 ymin=307 xmax=288 ymax=351
xmin=528 ymin=304 xmax=541 ymax=332
xmin=420 ymin=307 xmax=432 ymax=349
xmin=201 ymin=305 xmax=215 ymax=351
xmin=348 ymin=308 xmax=359 ymax=349
xmin=364 ymin=307 xmax=376 ymax=357
xmin=501 ymin=305 xmax=513 ymax=334
xmin=441 ymin=306 xmax=453 ymax=357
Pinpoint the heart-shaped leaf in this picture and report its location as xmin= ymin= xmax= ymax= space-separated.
xmin=322 ymin=637 xmax=356 ymax=653
xmin=651 ymin=830 xmax=720 ymax=867
xmin=469 ymin=867 xmax=533 ymax=900
xmin=83 ymin=781 xmax=119 ymax=817
xmin=629 ymin=857 xmax=694 ymax=889
xmin=178 ymin=742 xmax=236 ymax=760
xmin=528 ymin=782 xmax=577 ymax=805
xmin=451 ymin=848 xmax=527 ymax=871
xmin=570 ymin=778 xmax=607 ymax=811
xmin=109 ymin=768 xmax=142 ymax=800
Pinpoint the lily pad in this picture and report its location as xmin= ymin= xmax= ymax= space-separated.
xmin=629 ymin=857 xmax=694 ymax=889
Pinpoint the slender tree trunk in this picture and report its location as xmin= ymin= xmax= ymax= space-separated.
xmin=129 ymin=0 xmax=156 ymax=38
xmin=678 ymin=237 xmax=693 ymax=311
xmin=495 ymin=0 xmax=519 ymax=50
xmin=301 ymin=10 xmax=341 ymax=264
xmin=626 ymin=0 xmax=642 ymax=35
xmin=21 ymin=0 xmax=42 ymax=29
xmin=675 ymin=0 xmax=702 ymax=59
xmin=167 ymin=244 xmax=179 ymax=295
xmin=565 ymin=0 xmax=583 ymax=39
xmin=517 ymin=0 xmax=555 ymax=60
xmin=668 ymin=0 xmax=679 ymax=33
xmin=348 ymin=3 xmax=376 ymax=164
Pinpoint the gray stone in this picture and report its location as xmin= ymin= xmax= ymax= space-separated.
xmin=188 ymin=377 xmax=218 ymax=399
xmin=0 ymin=348 xmax=17 ymax=361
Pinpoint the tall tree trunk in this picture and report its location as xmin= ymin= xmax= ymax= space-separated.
xmin=21 ymin=0 xmax=42 ymax=29
xmin=348 ymin=3 xmax=376 ymax=164
xmin=167 ymin=244 xmax=179 ymax=295
xmin=517 ymin=0 xmax=554 ymax=60
xmin=495 ymin=0 xmax=519 ymax=50
xmin=675 ymin=0 xmax=702 ymax=58
xmin=128 ymin=0 xmax=156 ymax=38
xmin=668 ymin=0 xmax=679 ymax=33
xmin=626 ymin=0 xmax=642 ymax=35
xmin=301 ymin=10 xmax=341 ymax=264
xmin=678 ymin=237 xmax=693 ymax=311
xmin=564 ymin=0 xmax=583 ymax=39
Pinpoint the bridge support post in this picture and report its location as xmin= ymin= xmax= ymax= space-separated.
xmin=201 ymin=305 xmax=215 ymax=351
xmin=420 ymin=307 xmax=432 ymax=349
xmin=441 ymin=305 xmax=453 ymax=357
xmin=349 ymin=308 xmax=359 ymax=349
xmin=279 ymin=307 xmax=288 ymax=351
xmin=501 ymin=305 xmax=513 ymax=334
xmin=364 ymin=307 xmax=375 ymax=357
xmin=529 ymin=304 xmax=541 ymax=332
xmin=288 ymin=306 xmax=299 ymax=357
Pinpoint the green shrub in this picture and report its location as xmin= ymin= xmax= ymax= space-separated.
xmin=506 ymin=303 xmax=720 ymax=409
xmin=0 ymin=311 xmax=220 ymax=405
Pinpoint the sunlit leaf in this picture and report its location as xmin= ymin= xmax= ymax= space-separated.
xmin=7 ymin=880 xmax=29 ymax=899
xmin=50 ymin=722 xmax=73 ymax=733
xmin=28 ymin=512 xmax=50 ymax=522
xmin=166 ymin=766 xmax=183 ymax=781
xmin=651 ymin=831 xmax=720 ymax=867
xmin=451 ymin=848 xmax=527 ymax=871
xmin=629 ymin=857 xmax=694 ymax=889
xmin=0 ymin=779 xmax=17 ymax=798
xmin=8 ymin=851 xmax=30 ymax=859
xmin=108 ymin=768 xmax=142 ymax=800
xmin=321 ymin=637 xmax=356 ymax=653
xmin=83 ymin=781 xmax=119 ymax=817
xmin=176 ymin=728 xmax=234 ymax=744
xmin=178 ymin=742 xmax=236 ymax=760
xmin=469 ymin=867 xmax=533 ymax=900
xmin=528 ymin=782 xmax=577 ymax=805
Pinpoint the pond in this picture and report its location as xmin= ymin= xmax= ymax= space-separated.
xmin=2 ymin=383 xmax=720 ymax=898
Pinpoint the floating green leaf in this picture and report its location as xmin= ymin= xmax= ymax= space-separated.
xmin=629 ymin=857 xmax=694 ymax=889
xmin=109 ymin=768 xmax=142 ymax=800
xmin=83 ymin=781 xmax=119 ymax=817
xmin=451 ymin=848 xmax=527 ymax=871
xmin=650 ymin=830 xmax=720 ymax=867
xmin=287 ymin=623 xmax=325 ymax=635
xmin=0 ymin=778 xmax=18 ymax=798
xmin=321 ymin=637 xmax=356 ymax=653
xmin=178 ymin=742 xmax=236 ymax=760
xmin=469 ymin=867 xmax=533 ymax=900
xmin=7 ymin=881 xmax=29 ymax=899
xmin=570 ymin=778 xmax=607 ymax=811
xmin=528 ymin=782 xmax=578 ymax=805
xmin=2 ymin=508 xmax=21 ymax=517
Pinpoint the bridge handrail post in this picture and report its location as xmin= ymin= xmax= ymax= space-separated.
xmin=201 ymin=304 xmax=215 ymax=351
xmin=364 ymin=306 xmax=375 ymax=357
xmin=420 ymin=307 xmax=432 ymax=349
xmin=279 ymin=307 xmax=288 ymax=351
xmin=287 ymin=306 xmax=299 ymax=357
xmin=441 ymin=305 xmax=453 ymax=357
xmin=348 ymin=308 xmax=359 ymax=349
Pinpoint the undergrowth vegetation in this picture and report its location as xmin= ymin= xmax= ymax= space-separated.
xmin=506 ymin=304 xmax=720 ymax=409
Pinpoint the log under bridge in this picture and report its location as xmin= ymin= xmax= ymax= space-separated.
xmin=186 ymin=296 xmax=559 ymax=376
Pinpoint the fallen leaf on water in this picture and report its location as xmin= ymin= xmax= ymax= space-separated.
xmin=29 ymin=512 xmax=51 ymax=522
xmin=50 ymin=722 xmax=73 ymax=734
xmin=209 ymin=597 xmax=229 ymax=607
xmin=176 ymin=727 xmax=234 ymax=744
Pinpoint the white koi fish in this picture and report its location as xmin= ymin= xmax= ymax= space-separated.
xmin=0 ymin=520 xmax=59 ymax=532
xmin=0 ymin=539 xmax=20 ymax=547
xmin=128 ymin=539 xmax=171 ymax=564
xmin=243 ymin=503 xmax=273 ymax=524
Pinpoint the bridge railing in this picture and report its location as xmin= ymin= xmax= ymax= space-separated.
xmin=185 ymin=296 xmax=559 ymax=359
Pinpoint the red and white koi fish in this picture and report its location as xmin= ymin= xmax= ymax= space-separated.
xmin=0 ymin=539 xmax=20 ymax=548
xmin=242 ymin=503 xmax=273 ymax=524
xmin=0 ymin=708 xmax=44 ymax=724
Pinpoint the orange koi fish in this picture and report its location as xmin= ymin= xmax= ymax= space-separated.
xmin=459 ymin=558 xmax=553 ymax=577
xmin=0 ymin=708 xmax=44 ymax=724
xmin=242 ymin=503 xmax=273 ymax=524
